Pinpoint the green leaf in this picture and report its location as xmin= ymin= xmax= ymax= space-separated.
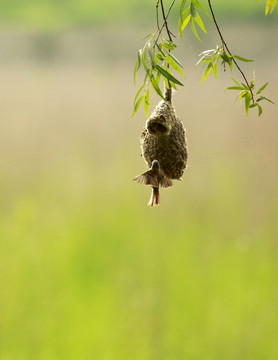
xmin=133 ymin=84 xmax=145 ymax=106
xmin=220 ymin=52 xmax=230 ymax=63
xmin=182 ymin=7 xmax=191 ymax=21
xmin=164 ymin=39 xmax=177 ymax=48
xmin=164 ymin=76 xmax=169 ymax=89
xmin=165 ymin=55 xmax=184 ymax=76
xmin=192 ymin=0 xmax=210 ymax=17
xmin=225 ymin=86 xmax=245 ymax=91
xmin=155 ymin=65 xmax=184 ymax=86
xmin=248 ymin=102 xmax=263 ymax=116
xmin=165 ymin=50 xmax=183 ymax=68
xmin=190 ymin=2 xmax=196 ymax=17
xmin=154 ymin=52 xmax=163 ymax=65
xmin=144 ymin=88 xmax=149 ymax=118
xmin=142 ymin=46 xmax=148 ymax=72
xmin=232 ymin=55 xmax=253 ymax=62
xmin=257 ymin=96 xmax=274 ymax=104
xmin=170 ymin=80 xmax=178 ymax=91
xmin=132 ymin=95 xmax=144 ymax=118
xmin=239 ymin=90 xmax=248 ymax=100
xmin=133 ymin=58 xmax=139 ymax=85
xmin=228 ymin=56 xmax=233 ymax=71
xmin=241 ymin=83 xmax=249 ymax=90
xmin=148 ymin=42 xmax=155 ymax=66
xmin=194 ymin=12 xmax=206 ymax=33
xmin=180 ymin=0 xmax=188 ymax=19
xmin=143 ymin=71 xmax=149 ymax=85
xmin=201 ymin=62 xmax=212 ymax=83
xmin=142 ymin=33 xmax=153 ymax=40
xmin=178 ymin=18 xmax=183 ymax=37
xmin=245 ymin=92 xmax=251 ymax=115
xmin=256 ymin=82 xmax=269 ymax=94
xmin=212 ymin=63 xmax=217 ymax=79
xmin=201 ymin=57 xmax=213 ymax=62
xmin=190 ymin=16 xmax=201 ymax=41
xmin=167 ymin=69 xmax=178 ymax=91
xmin=154 ymin=41 xmax=166 ymax=58
xmin=150 ymin=74 xmax=164 ymax=99
xmin=265 ymin=0 xmax=277 ymax=15
xmin=163 ymin=42 xmax=176 ymax=51
xmin=179 ymin=6 xmax=190 ymax=37
xmin=133 ymin=50 xmax=142 ymax=84
xmin=181 ymin=14 xmax=191 ymax=32
xmin=155 ymin=70 xmax=161 ymax=86
xmin=229 ymin=77 xmax=241 ymax=86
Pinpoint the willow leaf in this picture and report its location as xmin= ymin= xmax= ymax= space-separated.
xmin=132 ymin=95 xmax=144 ymax=118
xmin=194 ymin=12 xmax=206 ymax=33
xmin=190 ymin=16 xmax=201 ymax=41
xmin=144 ymin=88 xmax=149 ymax=118
xmin=201 ymin=63 xmax=212 ymax=83
xmin=233 ymin=55 xmax=253 ymax=62
xmin=165 ymin=56 xmax=184 ymax=76
xmin=256 ymin=82 xmax=269 ymax=94
xmin=150 ymin=74 xmax=164 ymax=99
xmin=155 ymin=65 xmax=184 ymax=86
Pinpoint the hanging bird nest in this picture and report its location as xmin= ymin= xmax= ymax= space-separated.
xmin=140 ymin=86 xmax=188 ymax=180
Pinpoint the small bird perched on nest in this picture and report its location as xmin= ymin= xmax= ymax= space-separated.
xmin=134 ymin=86 xmax=188 ymax=207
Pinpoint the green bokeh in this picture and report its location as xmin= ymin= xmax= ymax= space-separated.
xmin=0 ymin=0 xmax=274 ymax=29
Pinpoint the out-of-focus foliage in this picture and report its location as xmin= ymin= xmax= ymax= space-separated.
xmin=265 ymin=0 xmax=277 ymax=14
xmin=0 ymin=0 xmax=276 ymax=29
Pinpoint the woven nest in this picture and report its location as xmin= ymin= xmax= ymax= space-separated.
xmin=140 ymin=87 xmax=188 ymax=180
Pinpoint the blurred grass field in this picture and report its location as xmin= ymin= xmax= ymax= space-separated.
xmin=0 ymin=1 xmax=278 ymax=359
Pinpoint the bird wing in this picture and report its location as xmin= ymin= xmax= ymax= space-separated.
xmin=134 ymin=171 xmax=158 ymax=187
xmin=160 ymin=173 xmax=173 ymax=188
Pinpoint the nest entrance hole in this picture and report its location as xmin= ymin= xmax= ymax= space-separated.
xmin=148 ymin=122 xmax=167 ymax=135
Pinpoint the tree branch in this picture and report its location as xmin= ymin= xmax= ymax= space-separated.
xmin=160 ymin=0 xmax=173 ymax=42
xmin=156 ymin=0 xmax=175 ymax=42
xmin=156 ymin=1 xmax=161 ymax=34
xmin=207 ymin=0 xmax=254 ymax=103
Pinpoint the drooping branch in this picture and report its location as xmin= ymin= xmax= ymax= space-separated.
xmin=156 ymin=1 xmax=161 ymax=34
xmin=160 ymin=0 xmax=173 ymax=42
xmin=156 ymin=0 xmax=175 ymax=42
xmin=207 ymin=0 xmax=254 ymax=103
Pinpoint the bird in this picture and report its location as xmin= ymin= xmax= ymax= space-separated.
xmin=134 ymin=160 xmax=173 ymax=207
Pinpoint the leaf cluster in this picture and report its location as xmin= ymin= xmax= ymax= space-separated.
xmin=196 ymin=46 xmax=253 ymax=81
xmin=132 ymin=0 xmax=276 ymax=119
xmin=265 ymin=0 xmax=277 ymax=15
xmin=195 ymin=44 xmax=274 ymax=115
xmin=132 ymin=36 xmax=184 ymax=118
xmin=179 ymin=0 xmax=209 ymax=41
xmin=226 ymin=77 xmax=274 ymax=116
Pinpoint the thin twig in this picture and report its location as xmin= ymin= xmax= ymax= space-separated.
xmin=160 ymin=0 xmax=174 ymax=97
xmin=207 ymin=0 xmax=254 ymax=103
xmin=156 ymin=0 xmax=175 ymax=42
xmin=160 ymin=0 xmax=173 ymax=42
xmin=156 ymin=1 xmax=161 ymax=33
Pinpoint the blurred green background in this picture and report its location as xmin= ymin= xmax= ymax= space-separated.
xmin=0 ymin=1 xmax=278 ymax=359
